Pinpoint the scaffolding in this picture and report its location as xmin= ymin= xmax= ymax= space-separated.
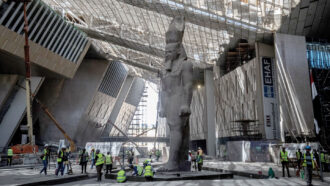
xmin=307 ymin=42 xmax=330 ymax=149
xmin=127 ymin=85 xmax=148 ymax=146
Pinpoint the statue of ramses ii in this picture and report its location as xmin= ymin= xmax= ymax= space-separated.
xmin=159 ymin=16 xmax=193 ymax=171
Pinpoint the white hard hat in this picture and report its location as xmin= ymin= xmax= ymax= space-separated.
xmin=61 ymin=145 xmax=66 ymax=149
xmin=44 ymin=144 xmax=49 ymax=147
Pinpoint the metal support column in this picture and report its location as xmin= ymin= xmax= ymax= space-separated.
xmin=205 ymin=69 xmax=216 ymax=156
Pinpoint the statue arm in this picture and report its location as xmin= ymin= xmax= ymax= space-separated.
xmin=180 ymin=61 xmax=193 ymax=116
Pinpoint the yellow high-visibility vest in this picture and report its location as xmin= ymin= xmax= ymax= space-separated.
xmin=95 ymin=154 xmax=104 ymax=166
xmin=7 ymin=149 xmax=13 ymax=156
xmin=106 ymin=155 xmax=112 ymax=165
xmin=302 ymin=153 xmax=315 ymax=169
xmin=321 ymin=153 xmax=325 ymax=163
xmin=57 ymin=151 xmax=63 ymax=162
xmin=296 ymin=151 xmax=301 ymax=160
xmin=117 ymin=170 xmax=126 ymax=183
xmin=144 ymin=165 xmax=154 ymax=177
xmin=43 ymin=149 xmax=48 ymax=160
xmin=280 ymin=151 xmax=288 ymax=162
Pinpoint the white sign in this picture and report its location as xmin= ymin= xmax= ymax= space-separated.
xmin=261 ymin=57 xmax=280 ymax=140
xmin=85 ymin=142 xmax=122 ymax=156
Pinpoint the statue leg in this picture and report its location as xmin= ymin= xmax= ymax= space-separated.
xmin=165 ymin=117 xmax=190 ymax=171
xmin=166 ymin=125 xmax=182 ymax=170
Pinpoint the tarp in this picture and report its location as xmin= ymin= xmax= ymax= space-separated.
xmin=85 ymin=142 xmax=122 ymax=156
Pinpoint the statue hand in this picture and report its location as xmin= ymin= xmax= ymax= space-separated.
xmin=179 ymin=105 xmax=191 ymax=117
xmin=159 ymin=109 xmax=166 ymax=118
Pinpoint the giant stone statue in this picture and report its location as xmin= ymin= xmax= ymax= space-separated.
xmin=159 ymin=16 xmax=193 ymax=171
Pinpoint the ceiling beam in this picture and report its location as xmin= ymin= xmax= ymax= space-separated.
xmin=74 ymin=23 xmax=165 ymax=58
xmin=117 ymin=0 xmax=271 ymax=33
xmin=90 ymin=43 xmax=159 ymax=73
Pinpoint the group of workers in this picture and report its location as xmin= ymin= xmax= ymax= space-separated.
xmin=78 ymin=148 xmax=113 ymax=181
xmin=188 ymin=147 xmax=204 ymax=171
xmin=82 ymin=148 xmax=155 ymax=183
xmin=55 ymin=145 xmax=72 ymax=176
xmin=280 ymin=145 xmax=330 ymax=186
xmin=117 ymin=159 xmax=155 ymax=183
xmin=147 ymin=149 xmax=162 ymax=161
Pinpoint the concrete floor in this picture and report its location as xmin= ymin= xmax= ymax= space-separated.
xmin=58 ymin=178 xmax=330 ymax=186
xmin=204 ymin=160 xmax=330 ymax=179
xmin=0 ymin=161 xmax=329 ymax=186
xmin=0 ymin=164 xmax=96 ymax=186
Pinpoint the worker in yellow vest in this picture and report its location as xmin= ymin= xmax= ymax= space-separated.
xmin=117 ymin=167 xmax=127 ymax=183
xmin=133 ymin=164 xmax=143 ymax=176
xmin=7 ymin=147 xmax=13 ymax=166
xmin=143 ymin=159 xmax=151 ymax=168
xmin=302 ymin=146 xmax=318 ymax=186
xmin=105 ymin=152 xmax=113 ymax=174
xmin=144 ymin=162 xmax=154 ymax=181
xmin=325 ymin=152 xmax=330 ymax=172
xmin=196 ymin=152 xmax=203 ymax=171
xmin=95 ymin=149 xmax=104 ymax=181
xmin=40 ymin=144 xmax=49 ymax=175
xmin=320 ymin=151 xmax=326 ymax=172
xmin=280 ymin=147 xmax=291 ymax=177
xmin=296 ymin=149 xmax=302 ymax=170
xmin=55 ymin=146 xmax=66 ymax=176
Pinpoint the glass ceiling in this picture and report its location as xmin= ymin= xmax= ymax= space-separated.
xmin=43 ymin=0 xmax=300 ymax=80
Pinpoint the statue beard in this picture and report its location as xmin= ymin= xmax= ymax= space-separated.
xmin=165 ymin=44 xmax=187 ymax=73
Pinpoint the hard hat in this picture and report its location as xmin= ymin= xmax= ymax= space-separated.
xmin=44 ymin=144 xmax=49 ymax=147
xmin=305 ymin=145 xmax=311 ymax=150
xmin=96 ymin=149 xmax=100 ymax=153
xmin=198 ymin=147 xmax=201 ymax=150
xmin=62 ymin=145 xmax=66 ymax=149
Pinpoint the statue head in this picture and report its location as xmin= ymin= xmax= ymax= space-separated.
xmin=165 ymin=16 xmax=186 ymax=72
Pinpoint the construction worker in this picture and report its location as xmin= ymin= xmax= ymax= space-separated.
xmin=95 ymin=149 xmax=104 ymax=181
xmin=105 ymin=152 xmax=113 ymax=174
xmin=313 ymin=149 xmax=320 ymax=169
xmin=63 ymin=148 xmax=70 ymax=174
xmin=156 ymin=149 xmax=161 ymax=161
xmin=79 ymin=148 xmax=89 ymax=174
xmin=280 ymin=147 xmax=291 ymax=177
xmin=325 ymin=152 xmax=330 ymax=172
xmin=90 ymin=148 xmax=95 ymax=169
xmin=144 ymin=162 xmax=154 ymax=181
xmin=117 ymin=167 xmax=127 ymax=183
xmin=296 ymin=149 xmax=302 ymax=170
xmin=302 ymin=145 xmax=318 ymax=186
xmin=197 ymin=147 xmax=203 ymax=156
xmin=40 ymin=144 xmax=49 ymax=175
xmin=127 ymin=149 xmax=134 ymax=166
xmin=320 ymin=150 xmax=326 ymax=172
xmin=196 ymin=151 xmax=203 ymax=171
xmin=132 ymin=164 xmax=143 ymax=176
xmin=143 ymin=158 xmax=151 ymax=168
xmin=55 ymin=146 xmax=66 ymax=176
xmin=7 ymin=147 xmax=13 ymax=166
xmin=148 ymin=150 xmax=153 ymax=159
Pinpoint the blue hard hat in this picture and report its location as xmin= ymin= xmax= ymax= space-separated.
xmin=305 ymin=145 xmax=311 ymax=150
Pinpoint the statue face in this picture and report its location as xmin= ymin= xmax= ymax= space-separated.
xmin=165 ymin=43 xmax=180 ymax=71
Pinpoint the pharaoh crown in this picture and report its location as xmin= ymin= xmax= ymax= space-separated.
xmin=165 ymin=16 xmax=185 ymax=44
